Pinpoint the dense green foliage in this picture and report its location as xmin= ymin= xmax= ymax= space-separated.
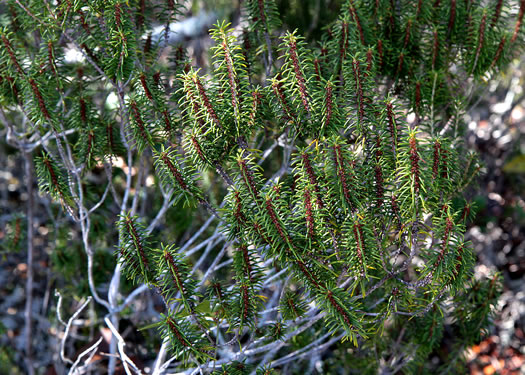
xmin=1 ymin=0 xmax=522 ymax=373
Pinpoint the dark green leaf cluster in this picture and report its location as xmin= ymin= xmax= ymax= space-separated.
xmin=153 ymin=145 xmax=203 ymax=206
xmin=2 ymin=0 xmax=517 ymax=372
xmin=117 ymin=212 xmax=156 ymax=284
xmin=35 ymin=151 xmax=75 ymax=210
xmin=0 ymin=215 xmax=25 ymax=254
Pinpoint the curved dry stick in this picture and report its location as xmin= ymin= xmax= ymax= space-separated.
xmin=59 ymin=296 xmax=93 ymax=365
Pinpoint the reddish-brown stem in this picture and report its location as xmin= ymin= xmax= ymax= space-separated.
xmin=13 ymin=218 xmax=21 ymax=247
xmin=434 ymin=217 xmax=454 ymax=267
xmin=461 ymin=204 xmax=470 ymax=222
xmin=352 ymin=222 xmax=365 ymax=268
xmin=272 ymin=79 xmax=296 ymax=121
xmin=326 ymin=28 xmax=334 ymax=40
xmin=166 ymin=317 xmax=188 ymax=347
xmin=375 ymin=136 xmax=383 ymax=162
xmin=429 ymin=315 xmax=436 ymax=339
xmin=190 ymin=136 xmax=206 ymax=163
xmin=42 ymin=158 xmax=60 ymax=192
xmin=375 ymin=137 xmax=384 ymax=206
xmin=173 ymin=45 xmax=184 ymax=67
xmin=287 ymin=296 xmax=299 ymax=318
xmin=212 ymin=282 xmax=225 ymax=303
xmin=161 ymin=153 xmax=188 ymax=190
xmin=301 ymin=153 xmax=324 ymax=209
xmin=79 ymin=98 xmax=87 ymax=124
xmin=511 ymin=0 xmax=525 ymax=43
xmin=6 ymin=76 xmax=19 ymax=102
xmin=366 ymin=48 xmax=373 ymax=73
xmin=391 ymin=194 xmax=400 ymax=222
xmin=432 ymin=140 xmax=441 ymax=179
xmin=349 ymin=3 xmax=365 ymax=45
xmin=253 ymin=221 xmax=270 ymax=245
xmin=194 ymin=76 xmax=221 ymax=129
xmin=221 ymin=41 xmax=239 ymax=115
xmin=375 ymin=164 xmax=384 ymax=207
xmin=186 ymin=85 xmax=206 ymax=129
xmin=78 ymin=9 xmax=91 ymax=34
xmin=326 ymin=291 xmax=353 ymax=327
xmin=137 ymin=0 xmax=145 ymax=28
xmin=2 ymin=34 xmax=25 ymax=75
xmin=29 ymin=79 xmax=51 ymax=120
xmin=304 ymin=188 xmax=315 ymax=238
xmin=313 ymin=59 xmax=322 ymax=81
xmin=288 ymin=39 xmax=309 ymax=113
xmin=257 ymin=0 xmax=266 ymax=24
xmin=320 ymin=46 xmax=328 ymax=58
xmin=115 ymin=3 xmax=122 ymax=28
xmin=248 ymin=91 xmax=261 ymax=127
xmin=415 ymin=82 xmax=422 ymax=112
xmin=416 ymin=0 xmax=423 ymax=18
xmin=241 ymin=285 xmax=250 ymax=320
xmin=234 ymin=191 xmax=246 ymax=225
xmin=164 ymin=250 xmax=186 ymax=295
xmin=296 ymin=260 xmax=320 ymax=288
xmin=432 ymin=30 xmax=439 ymax=70
xmin=144 ymin=33 xmax=152 ymax=54
xmin=239 ymin=245 xmax=253 ymax=282
xmin=333 ymin=144 xmax=352 ymax=208
xmin=161 ymin=110 xmax=172 ymax=137
xmin=273 ymin=185 xmax=281 ymax=199
xmin=339 ymin=22 xmax=349 ymax=64
xmin=57 ymin=0 xmax=73 ymax=19
xmin=130 ymin=101 xmax=148 ymax=141
xmin=386 ymin=102 xmax=397 ymax=149
xmin=153 ymin=72 xmax=161 ymax=86
xmin=396 ymin=52 xmax=405 ymax=77
xmin=441 ymin=148 xmax=449 ymax=179
xmin=140 ymin=73 xmax=153 ymax=101
xmin=452 ymin=244 xmax=464 ymax=277
xmin=448 ymin=0 xmax=456 ymax=34
xmin=125 ymin=218 xmax=149 ymax=271
xmin=403 ymin=19 xmax=412 ymax=48
xmin=47 ymin=42 xmax=56 ymax=75
xmin=377 ymin=39 xmax=384 ymax=69
xmin=490 ymin=36 xmax=507 ymax=69
xmin=85 ymin=131 xmax=94 ymax=162
xmin=324 ymin=83 xmax=333 ymax=130
xmin=265 ymin=197 xmax=288 ymax=244
xmin=238 ymin=159 xmax=259 ymax=199
xmin=409 ymin=135 xmax=420 ymax=193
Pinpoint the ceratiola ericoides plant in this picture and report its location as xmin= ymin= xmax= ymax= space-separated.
xmin=1 ymin=0 xmax=521 ymax=373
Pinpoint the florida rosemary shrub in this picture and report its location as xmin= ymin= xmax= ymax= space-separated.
xmin=1 ymin=0 xmax=522 ymax=373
